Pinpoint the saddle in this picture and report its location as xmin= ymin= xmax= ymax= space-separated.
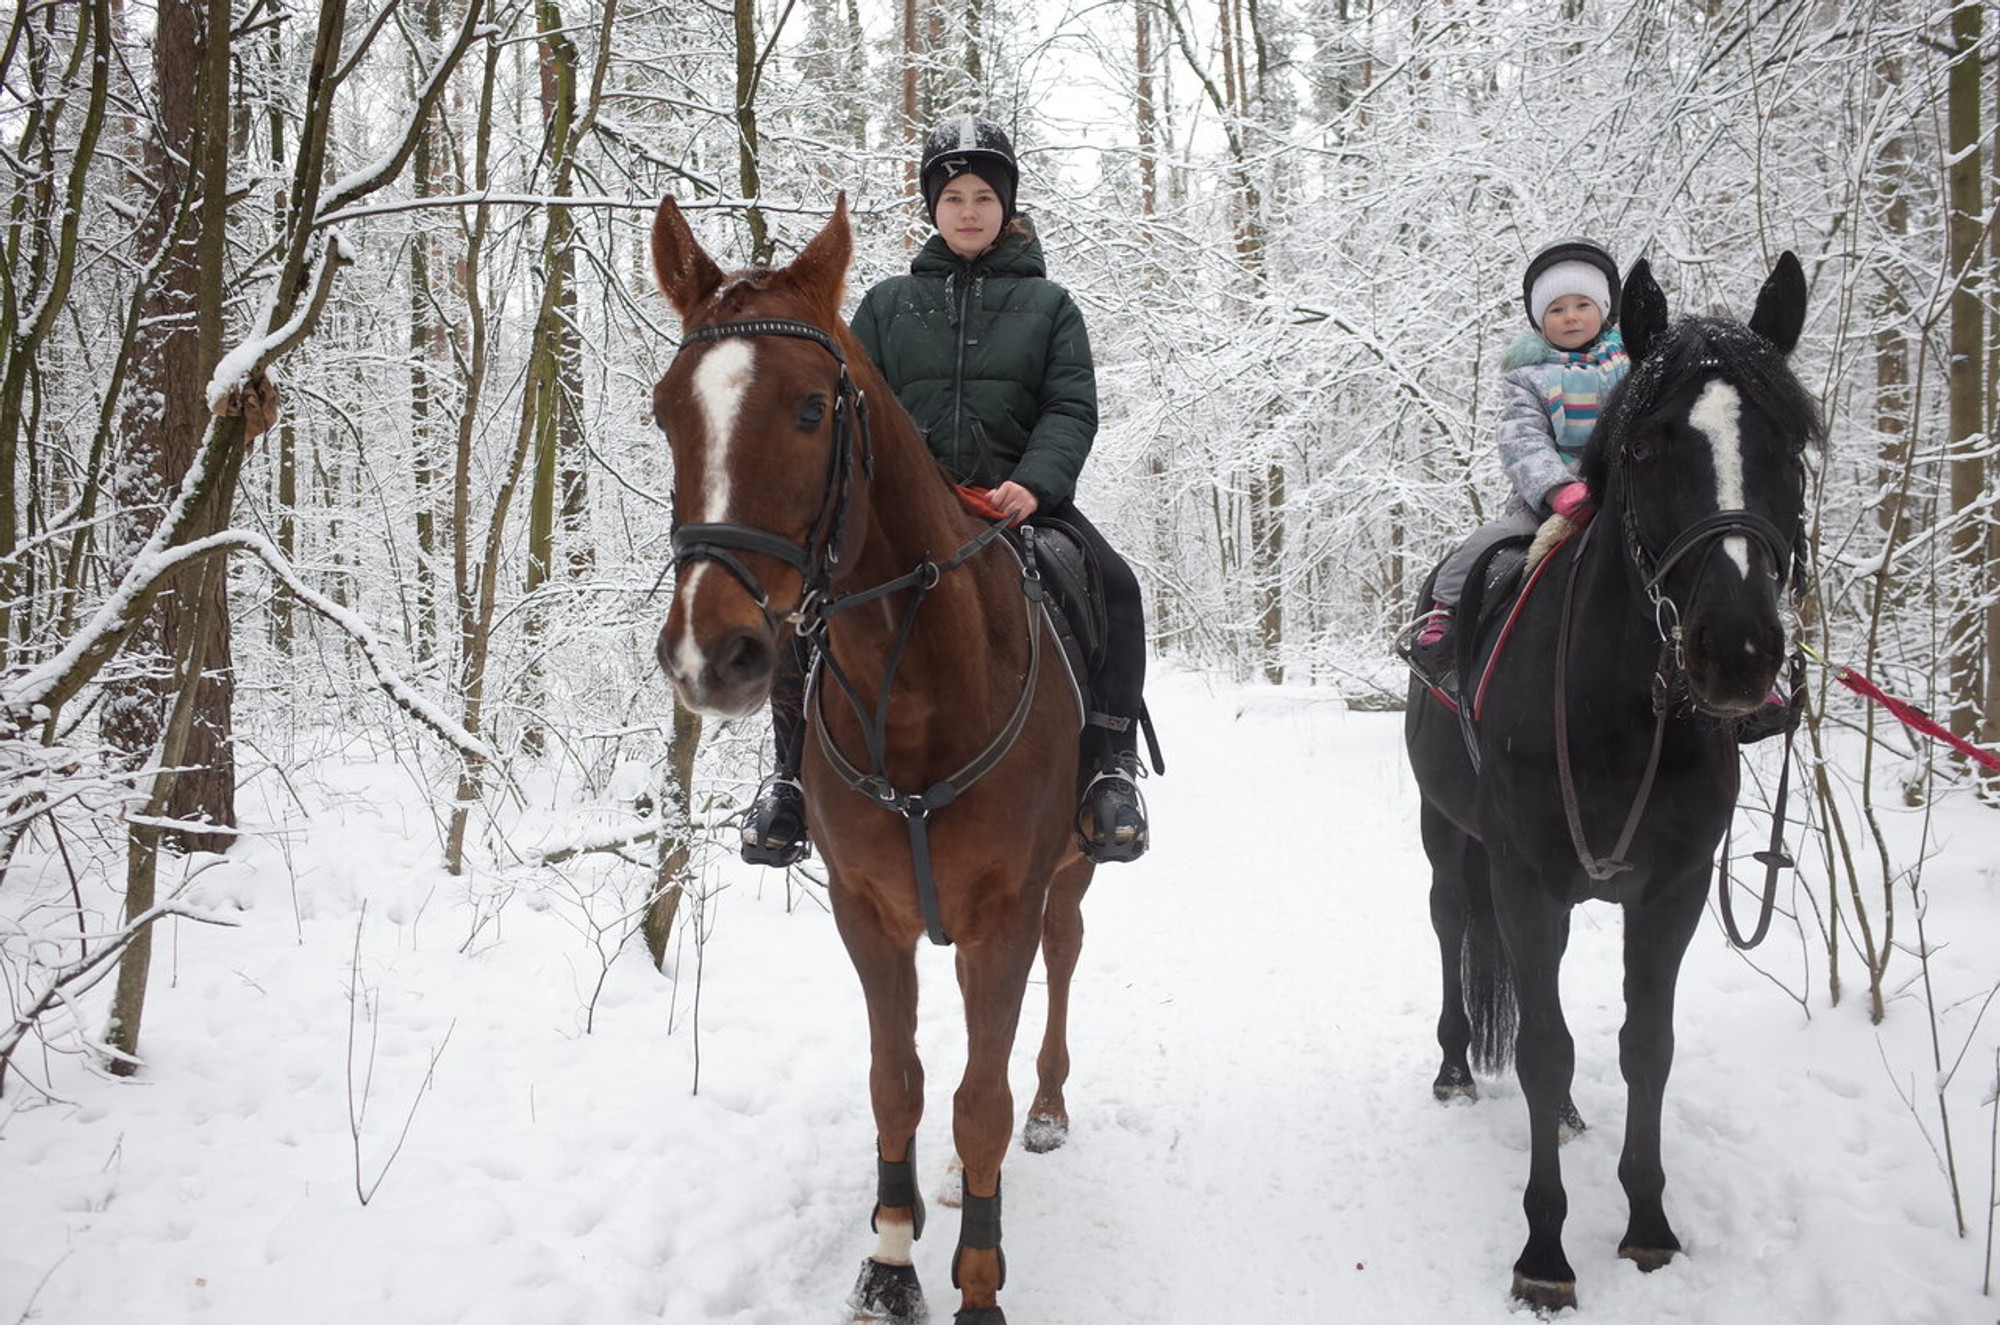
xmin=1009 ymin=517 xmax=1105 ymax=715
xmin=1424 ymin=530 xmax=1573 ymax=721
xmin=952 ymin=485 xmax=1165 ymax=775
xmin=951 ymin=485 xmax=1106 ymax=716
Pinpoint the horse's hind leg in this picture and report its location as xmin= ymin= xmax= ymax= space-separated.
xmin=1423 ymin=801 xmax=1479 ymax=1101
xmin=1026 ymin=855 xmax=1092 ymax=1152
xmin=951 ymin=923 xmax=1042 ymax=1320
xmin=834 ymin=901 xmax=929 ymax=1323
xmin=1615 ymin=874 xmax=1706 ymax=1271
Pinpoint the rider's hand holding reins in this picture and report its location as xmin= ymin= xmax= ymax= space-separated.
xmin=988 ymin=481 xmax=1039 ymax=524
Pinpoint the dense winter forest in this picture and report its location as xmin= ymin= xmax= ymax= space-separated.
xmin=0 ymin=0 xmax=1997 ymax=1205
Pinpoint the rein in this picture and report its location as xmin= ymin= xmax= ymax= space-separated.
xmin=808 ymin=540 xmax=1046 ymax=947
xmin=1553 ymin=514 xmax=1671 ymax=884
xmin=1552 ymin=447 xmax=1802 ymax=947
xmin=667 ymin=316 xmax=1041 ymax=948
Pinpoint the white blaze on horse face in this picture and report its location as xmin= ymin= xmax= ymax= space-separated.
xmin=690 ymin=338 xmax=756 ymax=521
xmin=670 ymin=338 xmax=758 ymax=687
xmin=1689 ymin=379 xmax=1751 ymax=577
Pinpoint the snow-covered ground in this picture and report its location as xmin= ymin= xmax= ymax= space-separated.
xmin=4 ymin=669 xmax=1997 ymax=1324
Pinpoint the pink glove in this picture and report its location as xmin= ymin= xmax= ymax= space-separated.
xmin=1547 ymin=482 xmax=1595 ymax=523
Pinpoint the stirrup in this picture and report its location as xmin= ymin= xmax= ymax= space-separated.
xmin=740 ymin=775 xmax=810 ymax=867
xmin=1394 ymin=609 xmax=1456 ymax=693
xmin=1076 ymin=759 xmax=1148 ymax=864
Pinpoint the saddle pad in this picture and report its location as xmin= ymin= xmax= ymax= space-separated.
xmin=1469 ymin=532 xmax=1576 ymax=721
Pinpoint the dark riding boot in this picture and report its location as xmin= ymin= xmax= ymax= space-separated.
xmin=1077 ymin=723 xmax=1148 ymax=864
xmin=742 ymin=654 xmax=811 ymax=867
xmin=740 ymin=776 xmax=808 ymax=866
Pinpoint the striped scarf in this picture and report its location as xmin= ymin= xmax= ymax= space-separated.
xmin=1542 ymin=329 xmax=1629 ymax=456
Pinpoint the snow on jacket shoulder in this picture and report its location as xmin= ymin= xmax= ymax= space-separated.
xmin=1494 ymin=328 xmax=1629 ymax=512
xmin=849 ymin=217 xmax=1097 ymax=509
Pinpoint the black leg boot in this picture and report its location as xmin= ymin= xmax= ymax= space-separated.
xmin=1076 ymin=720 xmax=1148 ymax=864
xmin=741 ymin=644 xmax=811 ymax=867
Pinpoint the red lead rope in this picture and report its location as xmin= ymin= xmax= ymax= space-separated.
xmin=1832 ymin=665 xmax=2000 ymax=773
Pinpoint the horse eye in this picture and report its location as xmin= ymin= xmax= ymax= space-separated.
xmin=796 ymin=396 xmax=828 ymax=431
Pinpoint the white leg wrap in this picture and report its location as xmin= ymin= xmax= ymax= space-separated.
xmin=872 ymin=1220 xmax=915 ymax=1266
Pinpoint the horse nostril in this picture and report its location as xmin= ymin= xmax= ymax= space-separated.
xmin=714 ymin=628 xmax=775 ymax=688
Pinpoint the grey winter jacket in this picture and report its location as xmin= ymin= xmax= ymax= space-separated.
xmin=1494 ymin=328 xmax=1629 ymax=513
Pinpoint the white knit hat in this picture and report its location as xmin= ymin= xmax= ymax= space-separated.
xmin=1529 ymin=260 xmax=1613 ymax=329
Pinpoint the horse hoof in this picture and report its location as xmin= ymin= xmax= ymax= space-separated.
xmin=1022 ymin=1112 xmax=1069 ymax=1153
xmin=1619 ymin=1244 xmax=1677 ymax=1272
xmin=936 ymin=1157 xmax=963 ymax=1208
xmin=1557 ymin=1099 xmax=1586 ymax=1143
xmin=1432 ymin=1064 xmax=1478 ymax=1102
xmin=952 ymin=1309 xmax=1007 ymax=1324
xmin=849 ymin=1258 xmax=927 ymax=1324
xmin=1510 ymin=1271 xmax=1577 ymax=1314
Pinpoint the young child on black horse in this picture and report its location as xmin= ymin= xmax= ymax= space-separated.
xmin=1402 ymin=237 xmax=1792 ymax=740
xmin=741 ymin=114 xmax=1154 ymax=868
xmin=1403 ymin=237 xmax=1629 ymax=691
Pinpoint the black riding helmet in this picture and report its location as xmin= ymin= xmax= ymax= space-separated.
xmin=919 ymin=114 xmax=1019 ymax=226
xmin=1522 ymin=237 xmax=1620 ymax=329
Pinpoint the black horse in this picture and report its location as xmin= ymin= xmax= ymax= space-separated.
xmin=1405 ymin=253 xmax=1819 ymax=1311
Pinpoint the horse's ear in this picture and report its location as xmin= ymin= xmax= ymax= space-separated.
xmin=1620 ymin=258 xmax=1669 ymax=364
xmin=1749 ymin=250 xmax=1807 ymax=356
xmin=651 ymin=195 xmax=724 ymax=319
xmin=784 ymin=193 xmax=852 ymax=319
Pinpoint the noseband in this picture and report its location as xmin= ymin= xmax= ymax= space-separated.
xmin=665 ymin=318 xmax=873 ymax=633
xmin=1626 ymin=502 xmax=1796 ymax=655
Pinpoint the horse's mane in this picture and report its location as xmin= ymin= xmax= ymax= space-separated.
xmin=1580 ymin=316 xmax=1824 ymax=495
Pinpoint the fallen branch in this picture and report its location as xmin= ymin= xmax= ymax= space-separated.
xmin=0 ymin=886 xmax=238 ymax=1094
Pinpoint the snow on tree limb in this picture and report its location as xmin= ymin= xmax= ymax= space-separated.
xmin=315 ymin=4 xmax=493 ymax=223
xmin=5 ymin=529 xmax=492 ymax=762
xmin=205 ymin=233 xmax=352 ymax=428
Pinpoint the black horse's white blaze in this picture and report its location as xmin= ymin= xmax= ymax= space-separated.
xmin=1686 ymin=378 xmax=1752 ymax=579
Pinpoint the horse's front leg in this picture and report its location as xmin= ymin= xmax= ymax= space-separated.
xmin=1026 ymin=853 xmax=1092 ymax=1151
xmin=951 ymin=919 xmax=1042 ymax=1323
xmin=834 ymin=890 xmax=929 ymax=1324
xmin=1616 ymin=873 xmax=1706 ymax=1270
xmin=1493 ymin=876 xmax=1580 ymax=1311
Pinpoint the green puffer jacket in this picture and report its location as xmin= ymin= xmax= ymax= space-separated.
xmin=849 ymin=218 xmax=1097 ymax=510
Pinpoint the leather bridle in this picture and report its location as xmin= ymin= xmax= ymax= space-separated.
xmin=1553 ymin=373 xmax=1806 ymax=945
xmin=658 ymin=315 xmax=1044 ymax=949
xmin=665 ymin=318 xmax=873 ymax=636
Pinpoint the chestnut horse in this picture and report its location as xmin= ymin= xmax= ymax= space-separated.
xmin=649 ymin=195 xmax=1094 ymax=1325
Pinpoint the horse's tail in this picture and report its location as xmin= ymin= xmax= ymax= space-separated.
xmin=1460 ymin=844 xmax=1517 ymax=1075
